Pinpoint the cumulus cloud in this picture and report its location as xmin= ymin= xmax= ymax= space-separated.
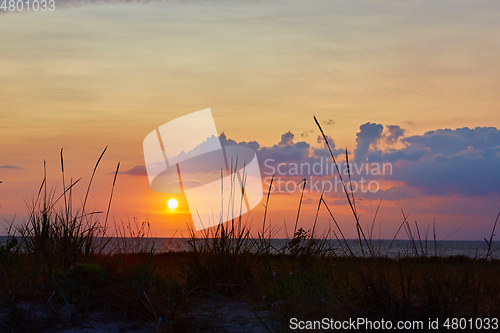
xmin=256 ymin=131 xmax=343 ymax=169
xmin=384 ymin=125 xmax=406 ymax=144
xmin=122 ymin=124 xmax=500 ymax=199
xmin=390 ymin=152 xmax=500 ymax=197
xmin=278 ymin=131 xmax=294 ymax=146
xmin=257 ymin=137 xmax=311 ymax=167
xmin=314 ymin=135 xmax=344 ymax=158
xmin=402 ymin=127 xmax=500 ymax=156
xmin=219 ymin=132 xmax=260 ymax=152
xmin=252 ymin=124 xmax=500 ymax=198
xmin=354 ymin=122 xmax=384 ymax=160
xmin=365 ymin=126 xmax=500 ymax=197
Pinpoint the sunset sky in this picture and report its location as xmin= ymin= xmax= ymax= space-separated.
xmin=1 ymin=0 xmax=500 ymax=240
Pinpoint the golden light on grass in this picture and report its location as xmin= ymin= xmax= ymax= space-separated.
xmin=167 ymin=198 xmax=178 ymax=209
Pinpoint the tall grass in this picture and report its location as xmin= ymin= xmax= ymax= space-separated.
xmin=16 ymin=148 xmax=116 ymax=270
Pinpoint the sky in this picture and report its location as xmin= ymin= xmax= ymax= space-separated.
xmin=1 ymin=0 xmax=500 ymax=240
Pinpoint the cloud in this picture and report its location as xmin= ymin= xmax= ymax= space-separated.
xmin=316 ymin=134 xmax=331 ymax=145
xmin=301 ymin=130 xmax=314 ymax=138
xmin=219 ymin=132 xmax=260 ymax=151
xmin=278 ymin=131 xmax=294 ymax=146
xmin=384 ymin=125 xmax=406 ymax=144
xmin=364 ymin=126 xmax=500 ymax=197
xmin=257 ymin=137 xmax=311 ymax=167
xmin=0 ymin=165 xmax=21 ymax=169
xmin=322 ymin=119 xmax=335 ymax=127
xmin=314 ymin=135 xmax=345 ymax=158
xmin=127 ymin=125 xmax=500 ymax=199
xmin=249 ymin=125 xmax=500 ymax=198
xmin=120 ymin=165 xmax=147 ymax=176
xmin=365 ymin=147 xmax=427 ymax=163
xmin=354 ymin=122 xmax=384 ymax=160
xmin=122 ymin=132 xmax=264 ymax=177
xmin=222 ymin=131 xmax=343 ymax=178
xmin=390 ymin=153 xmax=500 ymax=197
xmin=402 ymin=127 xmax=500 ymax=156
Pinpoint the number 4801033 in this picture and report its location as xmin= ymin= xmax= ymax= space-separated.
xmin=1 ymin=0 xmax=56 ymax=11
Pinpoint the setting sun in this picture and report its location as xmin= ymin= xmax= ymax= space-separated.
xmin=167 ymin=198 xmax=178 ymax=209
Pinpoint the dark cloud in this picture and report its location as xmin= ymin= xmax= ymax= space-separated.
xmin=354 ymin=122 xmax=384 ymax=160
xmin=322 ymin=119 xmax=335 ymax=127
xmin=317 ymin=134 xmax=332 ymax=145
xmin=120 ymin=165 xmax=147 ymax=176
xmin=366 ymin=148 xmax=427 ymax=163
xmin=384 ymin=125 xmax=406 ymax=144
xmin=219 ymin=132 xmax=260 ymax=151
xmin=402 ymin=127 xmax=500 ymax=156
xmin=222 ymin=132 xmax=343 ymax=177
xmin=278 ymin=131 xmax=294 ymax=146
xmin=390 ymin=152 xmax=500 ymax=197
xmin=0 ymin=165 xmax=21 ymax=169
xmin=253 ymin=125 xmax=500 ymax=198
xmin=364 ymin=126 xmax=500 ymax=197
xmin=301 ymin=130 xmax=314 ymax=138
xmin=125 ymin=125 xmax=500 ymax=199
xmin=314 ymin=135 xmax=344 ymax=158
xmin=257 ymin=139 xmax=311 ymax=167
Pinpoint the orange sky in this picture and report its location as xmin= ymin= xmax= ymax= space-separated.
xmin=1 ymin=0 xmax=500 ymax=240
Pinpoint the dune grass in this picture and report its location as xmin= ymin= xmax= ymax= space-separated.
xmin=1 ymin=128 xmax=500 ymax=332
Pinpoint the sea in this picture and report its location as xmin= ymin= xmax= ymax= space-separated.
xmin=2 ymin=236 xmax=500 ymax=259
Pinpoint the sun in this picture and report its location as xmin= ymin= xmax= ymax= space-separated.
xmin=167 ymin=198 xmax=178 ymax=209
